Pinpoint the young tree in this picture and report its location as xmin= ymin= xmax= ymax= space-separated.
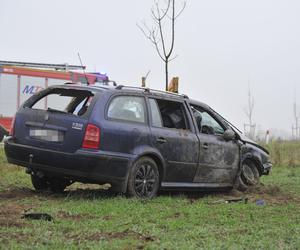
xmin=243 ymin=85 xmax=256 ymax=139
xmin=138 ymin=0 xmax=186 ymax=91
xmin=292 ymin=99 xmax=299 ymax=139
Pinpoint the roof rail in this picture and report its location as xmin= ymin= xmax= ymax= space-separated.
xmin=64 ymin=80 xmax=117 ymax=87
xmin=103 ymin=80 xmax=117 ymax=86
xmin=115 ymin=85 xmax=150 ymax=92
xmin=115 ymin=85 xmax=189 ymax=99
xmin=63 ymin=82 xmax=112 ymax=91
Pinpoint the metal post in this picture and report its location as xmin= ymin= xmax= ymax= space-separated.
xmin=142 ymin=77 xmax=146 ymax=87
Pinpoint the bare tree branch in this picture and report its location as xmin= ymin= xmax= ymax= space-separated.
xmin=138 ymin=0 xmax=187 ymax=90
xmin=166 ymin=1 xmax=186 ymax=20
xmin=159 ymin=0 xmax=171 ymax=20
xmin=157 ymin=5 xmax=168 ymax=58
xmin=169 ymin=54 xmax=178 ymax=62
xmin=136 ymin=22 xmax=165 ymax=62
xmin=175 ymin=1 xmax=186 ymax=19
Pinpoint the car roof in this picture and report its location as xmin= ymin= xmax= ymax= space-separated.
xmin=52 ymin=83 xmax=188 ymax=100
xmin=187 ymin=99 xmax=210 ymax=110
xmin=49 ymin=83 xmax=114 ymax=92
xmin=50 ymin=83 xmax=211 ymax=108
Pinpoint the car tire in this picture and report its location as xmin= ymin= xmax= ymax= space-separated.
xmin=127 ymin=157 xmax=160 ymax=199
xmin=237 ymin=160 xmax=260 ymax=191
xmin=31 ymin=174 xmax=49 ymax=191
xmin=48 ymin=178 xmax=69 ymax=193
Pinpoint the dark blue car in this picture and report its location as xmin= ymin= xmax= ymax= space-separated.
xmin=4 ymin=83 xmax=272 ymax=198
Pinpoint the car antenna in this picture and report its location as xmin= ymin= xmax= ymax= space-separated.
xmin=77 ymin=52 xmax=89 ymax=85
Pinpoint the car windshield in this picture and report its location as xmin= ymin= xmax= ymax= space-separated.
xmin=209 ymin=107 xmax=243 ymax=135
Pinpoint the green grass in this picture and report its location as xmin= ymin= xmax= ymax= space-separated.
xmin=0 ymin=146 xmax=300 ymax=249
xmin=263 ymin=140 xmax=300 ymax=167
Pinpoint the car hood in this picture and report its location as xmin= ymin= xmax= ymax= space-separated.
xmin=232 ymin=129 xmax=269 ymax=155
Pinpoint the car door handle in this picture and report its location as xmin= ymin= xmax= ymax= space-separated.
xmin=203 ymin=143 xmax=209 ymax=149
xmin=156 ymin=137 xmax=167 ymax=144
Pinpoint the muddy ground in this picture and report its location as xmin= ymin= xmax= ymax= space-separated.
xmin=1 ymin=183 xmax=299 ymax=231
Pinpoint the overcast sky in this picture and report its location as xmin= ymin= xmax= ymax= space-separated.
xmin=1 ymin=0 xmax=299 ymax=136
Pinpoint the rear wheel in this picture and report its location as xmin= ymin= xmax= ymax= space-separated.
xmin=48 ymin=178 xmax=69 ymax=193
xmin=237 ymin=160 xmax=260 ymax=191
xmin=127 ymin=157 xmax=159 ymax=199
xmin=31 ymin=175 xmax=69 ymax=193
xmin=31 ymin=175 xmax=49 ymax=191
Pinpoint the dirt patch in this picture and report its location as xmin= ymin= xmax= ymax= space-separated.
xmin=164 ymin=183 xmax=300 ymax=205
xmin=0 ymin=232 xmax=33 ymax=244
xmin=66 ymin=229 xmax=155 ymax=244
xmin=0 ymin=202 xmax=32 ymax=228
xmin=221 ymin=184 xmax=300 ymax=205
xmin=0 ymin=187 xmax=35 ymax=200
xmin=246 ymin=184 xmax=300 ymax=205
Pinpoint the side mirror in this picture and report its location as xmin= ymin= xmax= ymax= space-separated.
xmin=223 ymin=129 xmax=236 ymax=141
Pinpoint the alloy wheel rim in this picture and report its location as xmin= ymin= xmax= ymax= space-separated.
xmin=134 ymin=164 xmax=156 ymax=197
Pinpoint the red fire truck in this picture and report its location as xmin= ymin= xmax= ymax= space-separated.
xmin=0 ymin=61 xmax=109 ymax=141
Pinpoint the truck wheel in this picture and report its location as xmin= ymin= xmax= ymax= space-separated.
xmin=127 ymin=157 xmax=159 ymax=199
xmin=31 ymin=175 xmax=49 ymax=191
xmin=237 ymin=160 xmax=260 ymax=191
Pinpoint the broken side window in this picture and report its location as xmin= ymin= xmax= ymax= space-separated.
xmin=191 ymin=105 xmax=225 ymax=135
xmin=151 ymin=98 xmax=189 ymax=130
xmin=28 ymin=88 xmax=94 ymax=117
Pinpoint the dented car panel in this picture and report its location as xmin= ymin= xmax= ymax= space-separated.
xmin=240 ymin=143 xmax=271 ymax=175
xmin=4 ymin=84 xmax=271 ymax=196
xmin=194 ymin=133 xmax=240 ymax=184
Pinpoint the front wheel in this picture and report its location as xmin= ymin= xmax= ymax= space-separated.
xmin=127 ymin=157 xmax=160 ymax=199
xmin=237 ymin=160 xmax=260 ymax=191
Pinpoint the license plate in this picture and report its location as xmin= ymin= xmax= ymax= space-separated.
xmin=29 ymin=129 xmax=64 ymax=142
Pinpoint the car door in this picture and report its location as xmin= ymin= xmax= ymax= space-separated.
xmin=190 ymin=105 xmax=240 ymax=185
xmin=148 ymin=97 xmax=199 ymax=183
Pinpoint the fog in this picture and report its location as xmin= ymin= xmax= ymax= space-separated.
xmin=1 ymin=0 xmax=299 ymax=138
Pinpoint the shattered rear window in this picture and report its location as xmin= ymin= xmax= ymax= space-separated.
xmin=28 ymin=88 xmax=94 ymax=116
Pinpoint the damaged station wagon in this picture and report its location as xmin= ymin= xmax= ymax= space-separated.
xmin=4 ymin=83 xmax=272 ymax=198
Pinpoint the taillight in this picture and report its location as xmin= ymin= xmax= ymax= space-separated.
xmin=9 ymin=116 xmax=16 ymax=136
xmin=82 ymin=124 xmax=100 ymax=149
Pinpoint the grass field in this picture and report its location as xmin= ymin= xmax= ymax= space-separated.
xmin=1 ymin=145 xmax=300 ymax=249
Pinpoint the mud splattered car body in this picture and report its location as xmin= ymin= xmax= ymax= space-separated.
xmin=4 ymin=84 xmax=272 ymax=198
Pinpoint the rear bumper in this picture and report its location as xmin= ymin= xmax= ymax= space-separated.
xmin=4 ymin=138 xmax=133 ymax=192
